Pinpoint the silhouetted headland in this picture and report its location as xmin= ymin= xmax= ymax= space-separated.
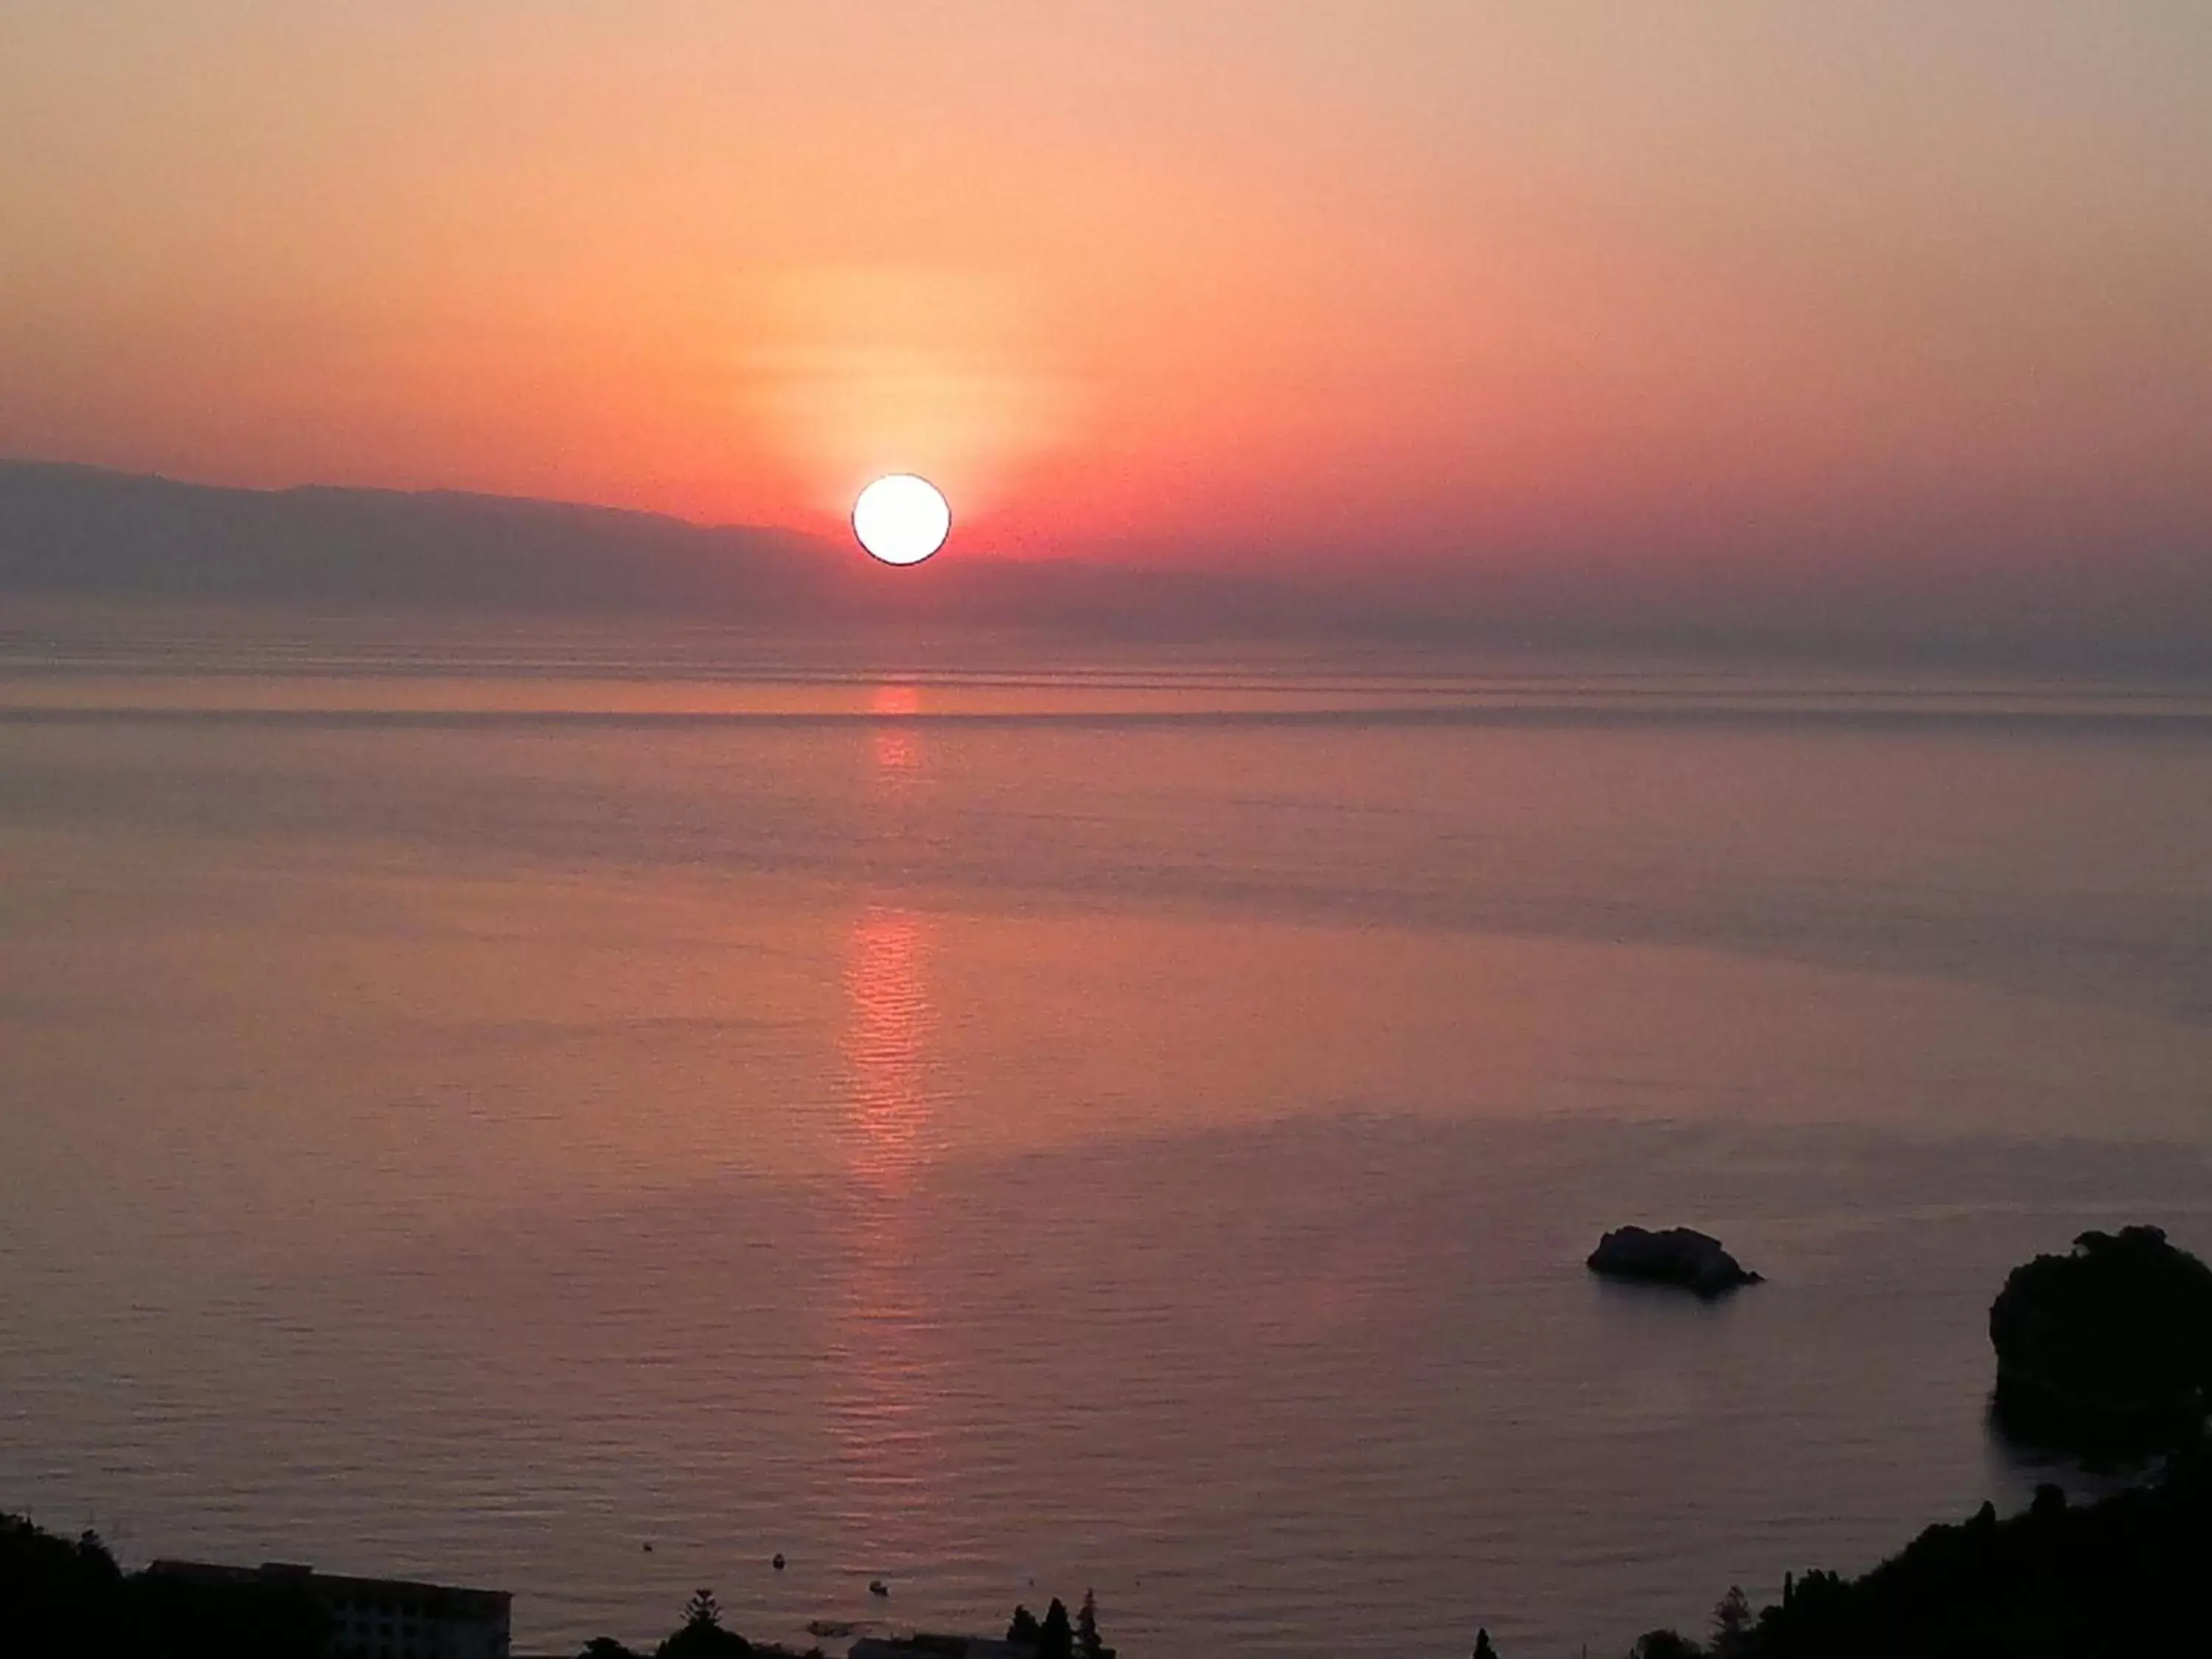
xmin=1988 ymin=1224 xmax=2212 ymax=1457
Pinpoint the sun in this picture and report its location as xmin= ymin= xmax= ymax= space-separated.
xmin=852 ymin=474 xmax=951 ymax=566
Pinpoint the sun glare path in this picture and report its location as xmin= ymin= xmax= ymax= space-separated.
xmin=828 ymin=898 xmax=947 ymax=1544
xmin=869 ymin=682 xmax=924 ymax=778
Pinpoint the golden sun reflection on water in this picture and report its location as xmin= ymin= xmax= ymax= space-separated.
xmin=842 ymin=907 xmax=933 ymax=1197
xmin=824 ymin=690 xmax=950 ymax=1568
xmin=869 ymin=682 xmax=925 ymax=784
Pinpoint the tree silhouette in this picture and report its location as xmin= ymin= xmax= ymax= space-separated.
xmin=1075 ymin=1589 xmax=1113 ymax=1659
xmin=1006 ymin=1604 xmax=1042 ymax=1646
xmin=1037 ymin=1597 xmax=1073 ymax=1659
xmin=1473 ymin=1629 xmax=1498 ymax=1659
xmin=655 ymin=1589 xmax=748 ymax=1659
xmin=1711 ymin=1586 xmax=1751 ymax=1655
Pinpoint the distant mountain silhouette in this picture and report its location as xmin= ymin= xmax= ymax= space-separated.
xmin=4 ymin=459 xmax=2206 ymax=668
xmin=0 ymin=460 xmax=1315 ymax=636
xmin=0 ymin=461 xmax=835 ymax=613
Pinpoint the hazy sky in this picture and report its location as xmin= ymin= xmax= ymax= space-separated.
xmin=4 ymin=3 xmax=2209 ymax=592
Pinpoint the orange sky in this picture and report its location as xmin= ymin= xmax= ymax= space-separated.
xmin=4 ymin=3 xmax=2209 ymax=574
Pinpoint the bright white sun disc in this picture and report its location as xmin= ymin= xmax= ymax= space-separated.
xmin=852 ymin=474 xmax=951 ymax=566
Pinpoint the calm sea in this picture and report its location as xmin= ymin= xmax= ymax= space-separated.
xmin=3 ymin=617 xmax=2209 ymax=1657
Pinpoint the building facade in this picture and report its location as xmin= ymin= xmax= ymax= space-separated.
xmin=147 ymin=1559 xmax=512 ymax=1659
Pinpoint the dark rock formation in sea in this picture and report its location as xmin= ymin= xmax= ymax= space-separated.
xmin=1988 ymin=1224 xmax=2212 ymax=1456
xmin=1587 ymin=1226 xmax=1762 ymax=1297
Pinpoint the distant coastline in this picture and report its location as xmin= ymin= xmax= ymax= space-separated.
xmin=5 ymin=459 xmax=2208 ymax=672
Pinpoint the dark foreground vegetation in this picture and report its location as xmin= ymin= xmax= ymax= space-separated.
xmin=15 ymin=1473 xmax=2212 ymax=1659
xmin=0 ymin=1517 xmax=1124 ymax=1659
xmin=0 ymin=1518 xmax=326 ymax=1659
xmin=575 ymin=1587 xmax=1114 ymax=1659
xmin=1614 ymin=1449 xmax=2211 ymax=1659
